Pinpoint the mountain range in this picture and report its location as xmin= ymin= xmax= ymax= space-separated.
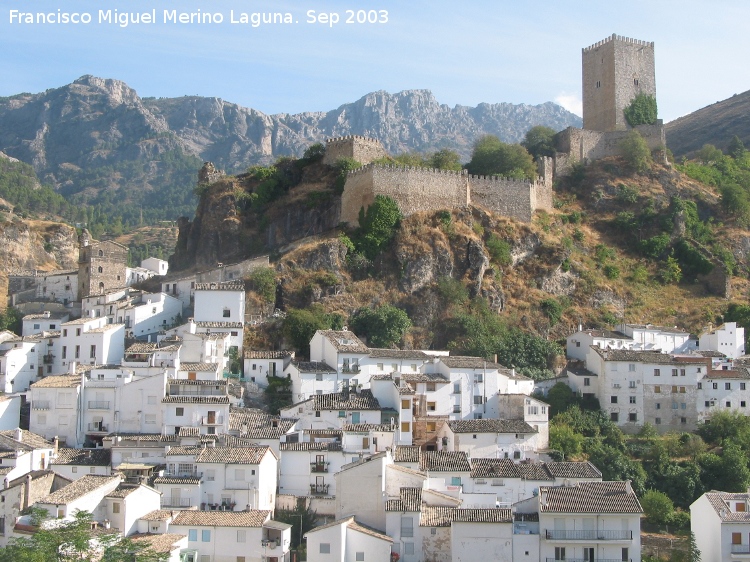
xmin=0 ymin=75 xmax=581 ymax=221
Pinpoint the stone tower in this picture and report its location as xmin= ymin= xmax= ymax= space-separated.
xmin=582 ymin=33 xmax=656 ymax=131
xmin=77 ymin=229 xmax=128 ymax=298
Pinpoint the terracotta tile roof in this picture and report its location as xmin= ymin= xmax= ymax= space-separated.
xmin=452 ymin=508 xmax=512 ymax=523
xmin=447 ymin=419 xmax=536 ymax=434
xmin=398 ymin=386 xmax=415 ymax=395
xmin=109 ymin=433 xmax=178 ymax=443
xmin=624 ymin=323 xmax=688 ymax=334
xmin=140 ymin=509 xmax=177 ymax=521
xmin=311 ymin=390 xmax=380 ymax=411
xmin=545 ymin=461 xmax=602 ymax=479
xmin=128 ymin=533 xmax=186 ymax=553
xmin=420 ymin=451 xmax=471 ymax=473
xmin=292 ymin=361 xmax=336 ymax=374
xmin=343 ymin=424 xmax=397 ymax=432
xmin=696 ymin=350 xmax=726 ymax=358
xmin=387 ymin=464 xmax=426 ymax=479
xmin=420 ymin=506 xmax=454 ymax=527
xmin=575 ymin=329 xmax=631 ymax=339
xmin=0 ymin=430 xmax=54 ymax=451
xmin=52 ymin=448 xmax=111 ymax=466
xmin=371 ymin=374 xmax=394 ymax=381
xmin=706 ymin=367 xmax=750 ymax=380
xmin=194 ymin=281 xmax=245 ymax=291
xmin=385 ymin=487 xmax=422 ymax=512
xmin=125 ymin=342 xmax=158 ymax=353
xmin=304 ymin=516 xmax=392 ymax=542
xmin=393 ymin=446 xmax=421 ymax=463
xmin=41 ymin=475 xmax=121 ymax=504
xmin=245 ymin=350 xmax=294 ymax=359
xmin=166 ymin=446 xmax=204 ymax=457
xmin=171 ymin=510 xmax=270 ymax=527
xmin=591 ymin=348 xmax=706 ymax=364
xmin=519 ymin=463 xmax=554 ymax=480
xmin=280 ymin=442 xmax=342 ymax=452
xmin=31 ymin=374 xmax=80 ymax=388
xmin=470 ymin=458 xmax=526 ymax=479
xmin=162 ymin=396 xmax=229 ymax=404
xmin=23 ymin=312 xmax=68 ymax=320
xmin=229 ymin=407 xmax=296 ymax=438
xmin=368 ymin=348 xmax=429 ymax=359
xmin=87 ymin=324 xmax=124 ymax=333
xmin=400 ymin=373 xmax=448 ymax=383
xmin=177 ymin=427 xmax=201 ymax=437
xmin=169 ymin=378 xmax=227 ymax=386
xmin=539 ymin=481 xmax=643 ymax=513
xmin=154 ymin=476 xmax=202 ymax=485
xmin=194 ymin=321 xmax=243 ymax=329
xmin=317 ymin=330 xmax=369 ymax=353
xmin=179 ymin=363 xmax=219 ymax=372
xmin=438 ymin=356 xmax=504 ymax=370
xmin=195 ymin=446 xmax=270 ymax=464
xmin=106 ymin=483 xmax=144 ymax=498
xmin=704 ymin=491 xmax=750 ymax=521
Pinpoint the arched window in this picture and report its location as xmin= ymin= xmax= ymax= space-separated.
xmin=99 ymin=282 xmax=105 ymax=293
xmin=97 ymin=266 xmax=103 ymax=273
xmin=98 ymin=250 xmax=103 ymax=257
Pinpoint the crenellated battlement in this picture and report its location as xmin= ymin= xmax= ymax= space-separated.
xmin=322 ymin=135 xmax=388 ymax=166
xmin=582 ymin=33 xmax=654 ymax=53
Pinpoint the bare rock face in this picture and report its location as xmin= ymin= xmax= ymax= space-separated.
xmin=541 ymin=268 xmax=577 ymax=296
xmin=295 ymin=240 xmax=348 ymax=273
xmin=396 ymin=230 xmax=454 ymax=294
xmin=0 ymin=220 xmax=78 ymax=272
xmin=466 ymin=239 xmax=489 ymax=298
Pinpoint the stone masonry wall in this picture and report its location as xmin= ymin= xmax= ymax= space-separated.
xmin=556 ymin=122 xmax=665 ymax=165
xmin=322 ymin=136 xmax=388 ymax=166
xmin=78 ymin=237 xmax=128 ymax=297
xmin=583 ymin=34 xmax=656 ymax=131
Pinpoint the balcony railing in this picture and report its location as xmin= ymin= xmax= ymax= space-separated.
xmin=43 ymin=354 xmax=54 ymax=365
xmin=87 ymin=423 xmax=108 ymax=432
xmin=731 ymin=544 xmax=750 ymax=554
xmin=32 ymin=401 xmax=50 ymax=410
xmin=163 ymin=470 xmax=202 ymax=479
xmin=161 ymin=498 xmax=192 ymax=508
xmin=310 ymin=484 xmax=329 ymax=495
xmin=200 ymin=416 xmax=224 ymax=425
xmin=88 ymin=401 xmax=110 ymax=410
xmin=310 ymin=462 xmax=329 ymax=473
xmin=545 ymin=530 xmax=633 ymax=540
xmin=342 ymin=366 xmax=360 ymax=374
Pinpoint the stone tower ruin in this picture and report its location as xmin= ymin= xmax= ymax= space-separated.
xmin=582 ymin=33 xmax=656 ymax=131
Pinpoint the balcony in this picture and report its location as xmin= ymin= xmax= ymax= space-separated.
xmin=309 ymin=484 xmax=329 ymax=495
xmin=342 ymin=365 xmax=360 ymax=374
xmin=731 ymin=544 xmax=750 ymax=554
xmin=200 ymin=415 xmax=225 ymax=425
xmin=43 ymin=354 xmax=54 ymax=365
xmin=161 ymin=498 xmax=193 ymax=508
xmin=310 ymin=462 xmax=329 ymax=473
xmin=545 ymin=530 xmax=633 ymax=540
xmin=163 ymin=470 xmax=202 ymax=479
xmin=32 ymin=401 xmax=50 ymax=410
xmin=88 ymin=401 xmax=110 ymax=410
xmin=87 ymin=423 xmax=108 ymax=433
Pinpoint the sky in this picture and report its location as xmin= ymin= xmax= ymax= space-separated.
xmin=1 ymin=1 xmax=748 ymax=122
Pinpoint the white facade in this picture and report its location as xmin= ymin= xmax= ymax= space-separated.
xmin=699 ymin=322 xmax=746 ymax=359
xmin=22 ymin=311 xmax=69 ymax=337
xmin=141 ymin=257 xmax=169 ymax=276
xmin=0 ymin=396 xmax=21 ymax=430
xmin=244 ymin=350 xmax=294 ymax=386
xmin=566 ymin=329 xmax=633 ymax=362
xmin=0 ymin=341 xmax=38 ymax=393
xmin=305 ymin=516 xmax=393 ymax=562
xmin=120 ymin=293 xmax=183 ymax=339
xmin=36 ymin=271 xmax=78 ymax=305
xmin=279 ymin=441 xmax=348 ymax=497
xmin=616 ymin=323 xmax=694 ymax=353
xmin=691 ymin=491 xmax=750 ymax=562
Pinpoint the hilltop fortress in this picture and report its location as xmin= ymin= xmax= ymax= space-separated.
xmin=334 ymin=33 xmax=665 ymax=226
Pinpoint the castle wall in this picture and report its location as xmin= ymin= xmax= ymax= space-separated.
xmin=556 ymin=123 xmax=665 ymax=165
xmin=583 ymin=34 xmax=656 ymax=131
xmin=78 ymin=239 xmax=128 ymax=298
xmin=322 ymin=136 xmax=388 ymax=166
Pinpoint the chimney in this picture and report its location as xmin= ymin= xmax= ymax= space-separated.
xmin=3 ymin=477 xmax=9 ymax=489
xmin=53 ymin=436 xmax=59 ymax=457
xmin=43 ymin=311 xmax=50 ymax=318
xmin=14 ymin=428 xmax=22 ymax=442
xmin=24 ymin=474 xmax=32 ymax=508
xmin=68 ymin=361 xmax=77 ymax=374
xmin=625 ymin=480 xmax=632 ymax=494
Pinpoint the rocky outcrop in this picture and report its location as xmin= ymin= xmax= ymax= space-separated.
xmin=0 ymin=220 xmax=78 ymax=272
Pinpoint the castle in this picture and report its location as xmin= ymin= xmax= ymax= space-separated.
xmin=336 ymin=33 xmax=665 ymax=226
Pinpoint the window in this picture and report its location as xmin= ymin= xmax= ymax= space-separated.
xmin=401 ymin=516 xmax=414 ymax=537
xmin=474 ymin=373 xmax=483 ymax=383
xmin=584 ymin=378 xmax=590 ymax=387
xmin=742 ymin=401 xmax=747 ymax=408
xmin=236 ymin=530 xmax=245 ymax=542
xmin=71 ymin=466 xmax=77 ymax=474
xmin=314 ymin=411 xmax=320 ymax=418
xmin=453 ymin=383 xmax=461 ymax=394
xmin=680 ymin=369 xmax=686 ymax=376
xmin=727 ymin=401 xmax=732 ymax=408
xmin=555 ymin=547 xmax=566 ymax=561
xmin=377 ymin=363 xmax=383 ymax=370
xmin=672 ymin=402 xmax=678 ymax=410
xmin=679 ymin=386 xmax=686 ymax=393
xmin=319 ymin=543 xmax=331 ymax=554
xmin=89 ymin=467 xmax=96 ymax=474
xmin=356 ymin=553 xmax=365 ymax=561
xmin=426 ymin=383 xmax=435 ymax=392
xmin=201 ymin=530 xmax=211 ymax=542
xmin=338 ymin=410 xmax=345 ymax=418
xmin=713 ymin=383 xmax=718 ymax=389
xmin=672 ymin=386 xmax=678 ymax=393
xmin=75 ymin=345 xmax=80 ymax=359
xmin=401 ymin=422 xmax=410 ymax=432
xmin=426 ymin=421 xmax=436 ymax=432
xmin=629 ymin=364 xmax=636 ymax=372
xmin=427 ymin=402 xmax=436 ymax=411
xmin=742 ymin=383 xmax=747 ymax=391
xmin=112 ymin=502 xmax=120 ymax=513
xmin=576 ymin=341 xmax=581 ymax=347
xmin=451 ymin=476 xmax=462 ymax=486
xmin=223 ymin=309 xmax=230 ymax=318
xmin=401 ymin=399 xmax=410 ymax=409
xmin=733 ymin=532 xmax=742 ymax=545
xmin=655 ymin=386 xmax=661 ymax=393
xmin=654 ymin=369 xmax=660 ymax=376
xmin=629 ymin=396 xmax=636 ymax=404
xmin=188 ymin=529 xmax=197 ymax=541
xmin=145 ymin=414 xmax=156 ymax=424
xmin=611 ymin=396 xmax=618 ymax=404
xmin=698 ymin=382 xmax=702 ymax=389
xmin=629 ymin=381 xmax=636 ymax=388
xmin=681 ymin=402 xmax=687 ymax=409
xmin=176 ymin=407 xmax=184 ymax=417
xmin=611 ymin=412 xmax=619 ymax=422
xmin=76 ymin=329 xmax=81 ymax=336
xmin=62 ymin=346 xmax=67 ymax=359
xmin=705 ymin=401 xmax=711 ymax=407
xmin=726 ymin=382 xmax=732 ymax=390
xmin=628 ymin=413 xmax=637 ymax=422
xmin=681 ymin=417 xmax=687 ymax=424
xmin=473 ymin=395 xmax=484 ymax=405
xmin=655 ymin=418 xmax=661 ymax=424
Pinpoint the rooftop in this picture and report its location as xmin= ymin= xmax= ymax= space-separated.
xmin=703 ymin=491 xmax=750 ymax=521
xmin=539 ymin=481 xmax=643 ymax=513
xmin=194 ymin=281 xmax=245 ymax=291
xmin=280 ymin=442 xmax=342 ymax=452
xmin=245 ymin=350 xmax=294 ymax=359
xmin=31 ymin=374 xmax=80 ymax=388
xmin=385 ymin=487 xmax=422 ymax=512
xmin=171 ymin=510 xmax=270 ymax=527
xmin=128 ymin=533 xmax=186 ymax=554
xmin=420 ymin=451 xmax=471 ymax=473
xmin=368 ymin=348 xmax=429 ymax=359
xmin=292 ymin=361 xmax=336 ymax=374
xmin=308 ymin=389 xmax=380 ymax=411
xmin=447 ymin=419 xmax=536 ymax=434
xmin=179 ymin=363 xmax=219 ymax=372
xmin=195 ymin=446 xmax=271 ymax=464
xmin=591 ymin=348 xmax=707 ymax=364
xmin=41 ymin=475 xmax=121 ymax=505
xmin=194 ymin=321 xmax=243 ymax=329
xmin=393 ymin=445 xmax=421 ymax=463
xmin=52 ymin=448 xmax=111 ymax=466
xmin=317 ymin=330 xmax=369 ymax=353
xmin=0 ymin=430 xmax=54 ymax=451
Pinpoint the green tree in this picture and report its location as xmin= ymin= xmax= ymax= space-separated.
xmin=486 ymin=235 xmax=512 ymax=266
xmin=728 ymin=135 xmax=746 ymax=160
xmin=659 ymin=255 xmax=682 ymax=284
xmin=719 ymin=181 xmax=750 ymax=224
xmin=355 ymin=195 xmax=402 ymax=260
xmin=521 ymin=125 xmax=557 ymax=159
xmin=273 ymin=506 xmax=317 ymax=550
xmin=0 ymin=307 xmax=22 ymax=334
xmin=549 ymin=423 xmax=584 ymax=459
xmin=282 ymin=306 xmax=338 ymax=356
xmin=427 ymin=149 xmax=463 ymax=171
xmin=543 ymin=383 xmax=577 ymax=417
xmin=586 ymin=443 xmax=647 ymax=496
xmin=264 ymin=374 xmax=293 ymax=414
xmin=349 ymin=304 xmax=411 ymax=348
xmin=465 ymin=135 xmax=536 ymax=180
xmin=540 ymin=298 xmax=564 ymax=327
xmin=696 ymin=144 xmax=724 ymax=165
xmin=641 ymin=490 xmax=674 ymax=527
xmin=248 ymin=267 xmax=277 ymax=303
xmin=623 ymin=93 xmax=658 ymax=127
xmin=620 ymin=130 xmax=653 ymax=173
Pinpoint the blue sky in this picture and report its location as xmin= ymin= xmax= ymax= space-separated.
xmin=2 ymin=0 xmax=748 ymax=122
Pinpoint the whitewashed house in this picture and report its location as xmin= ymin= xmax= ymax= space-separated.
xmin=699 ymin=322 xmax=746 ymax=359
xmin=278 ymin=440 xmax=348 ymax=498
xmin=438 ymin=419 xmax=542 ymax=460
xmin=162 ymin=379 xmax=230 ymax=437
xmin=0 ymin=396 xmax=21 ymax=430
xmin=36 ymin=271 xmax=78 ymax=305
xmin=305 ymin=516 xmax=393 ymax=562
xmin=50 ymin=447 xmax=112 ymax=479
xmin=141 ymin=257 xmax=169 ymax=277
xmin=244 ymin=350 xmax=294 ymax=387
xmin=0 ymin=339 xmax=38 ymax=393
xmin=691 ymin=490 xmax=750 ymax=561
xmin=0 ymin=429 xmax=55 ymax=482
xmin=566 ymin=328 xmax=633 ymax=362
xmin=21 ymin=311 xmax=69 ymax=337
xmin=616 ymin=323 xmax=694 ymax=353
xmin=281 ymin=390 xmax=382 ymax=430
xmin=193 ymin=281 xmax=245 ymax=352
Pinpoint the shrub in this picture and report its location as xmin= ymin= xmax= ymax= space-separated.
xmin=620 ymin=130 xmax=653 ymax=173
xmin=623 ymin=93 xmax=658 ymax=127
xmin=572 ymin=228 xmax=585 ymax=242
xmin=349 ymin=305 xmax=412 ymax=348
xmin=641 ymin=490 xmax=674 ymax=527
xmin=603 ymin=264 xmax=620 ymax=279
xmin=639 ymin=234 xmax=671 ymax=260
xmin=540 ymin=298 xmax=564 ymax=326
xmin=616 ymin=183 xmax=639 ymax=203
xmin=659 ymin=255 xmax=682 ymax=284
xmin=248 ymin=267 xmax=277 ymax=303
xmin=354 ymin=195 xmax=402 ymax=260
xmin=486 ymin=235 xmax=512 ymax=266
xmin=437 ymin=277 xmax=469 ymax=305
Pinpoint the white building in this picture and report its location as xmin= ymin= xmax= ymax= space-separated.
xmin=566 ymin=329 xmax=633 ymax=362
xmin=0 ymin=396 xmax=21 ymax=430
xmin=281 ymin=390 xmax=383 ymax=430
xmin=193 ymin=281 xmax=245 ymax=352
xmin=244 ymin=350 xmax=295 ymax=387
xmin=699 ymin=322 xmax=745 ymax=359
xmin=59 ymin=316 xmax=125 ymax=368
xmin=22 ymin=311 xmax=69 ymax=337
xmin=616 ymin=323 xmax=694 ymax=353
xmin=49 ymin=447 xmax=112 ymax=480
xmin=691 ymin=490 xmax=750 ymax=561
xmin=438 ymin=419 xmax=544 ymax=461
xmin=35 ymin=270 xmax=78 ymax=305
xmin=0 ymin=429 xmax=55 ymax=483
xmin=0 ymin=339 xmax=38 ymax=393
xmin=305 ymin=516 xmax=393 ymax=562
xmin=141 ymin=257 xmax=169 ymax=277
